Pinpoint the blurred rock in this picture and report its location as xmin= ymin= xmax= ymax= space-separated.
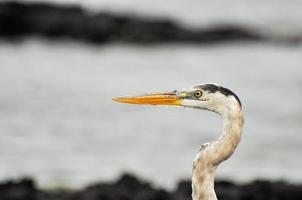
xmin=0 ymin=178 xmax=37 ymax=200
xmin=0 ymin=174 xmax=302 ymax=200
xmin=0 ymin=1 xmax=279 ymax=45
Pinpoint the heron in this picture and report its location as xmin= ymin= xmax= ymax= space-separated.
xmin=113 ymin=83 xmax=244 ymax=200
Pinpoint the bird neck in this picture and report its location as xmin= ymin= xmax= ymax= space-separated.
xmin=192 ymin=105 xmax=244 ymax=200
xmin=217 ymin=106 xmax=244 ymax=164
xmin=192 ymin=160 xmax=218 ymax=200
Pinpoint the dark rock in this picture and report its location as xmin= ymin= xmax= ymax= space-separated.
xmin=1 ymin=1 xmax=292 ymax=45
xmin=0 ymin=175 xmax=302 ymax=200
xmin=0 ymin=178 xmax=37 ymax=200
xmin=172 ymin=180 xmax=191 ymax=200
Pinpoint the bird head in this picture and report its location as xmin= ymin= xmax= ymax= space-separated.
xmin=113 ymin=84 xmax=241 ymax=115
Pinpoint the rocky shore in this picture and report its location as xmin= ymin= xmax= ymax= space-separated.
xmin=0 ymin=2 xmax=301 ymax=45
xmin=1 ymin=173 xmax=302 ymax=200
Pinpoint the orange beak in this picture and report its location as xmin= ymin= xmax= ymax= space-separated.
xmin=113 ymin=92 xmax=183 ymax=106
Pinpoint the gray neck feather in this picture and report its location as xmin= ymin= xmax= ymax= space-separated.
xmin=192 ymin=107 xmax=244 ymax=200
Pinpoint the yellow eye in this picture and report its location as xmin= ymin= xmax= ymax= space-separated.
xmin=194 ymin=90 xmax=203 ymax=98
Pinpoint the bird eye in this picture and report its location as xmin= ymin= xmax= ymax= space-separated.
xmin=194 ymin=90 xmax=202 ymax=98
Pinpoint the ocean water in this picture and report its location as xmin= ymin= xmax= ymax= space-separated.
xmin=0 ymin=40 xmax=301 ymax=188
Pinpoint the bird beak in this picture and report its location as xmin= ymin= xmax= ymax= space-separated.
xmin=113 ymin=91 xmax=183 ymax=106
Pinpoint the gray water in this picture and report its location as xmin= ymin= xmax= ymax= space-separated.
xmin=0 ymin=40 xmax=301 ymax=188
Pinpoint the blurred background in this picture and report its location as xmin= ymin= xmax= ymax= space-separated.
xmin=0 ymin=0 xmax=302 ymax=190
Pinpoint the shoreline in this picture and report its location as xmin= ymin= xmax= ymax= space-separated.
xmin=0 ymin=2 xmax=301 ymax=45
xmin=1 ymin=173 xmax=302 ymax=200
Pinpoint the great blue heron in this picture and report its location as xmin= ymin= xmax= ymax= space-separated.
xmin=113 ymin=83 xmax=244 ymax=200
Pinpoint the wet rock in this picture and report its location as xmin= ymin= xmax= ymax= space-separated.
xmin=0 ymin=178 xmax=37 ymax=200
xmin=1 ymin=174 xmax=302 ymax=200
xmin=0 ymin=1 xmax=273 ymax=45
